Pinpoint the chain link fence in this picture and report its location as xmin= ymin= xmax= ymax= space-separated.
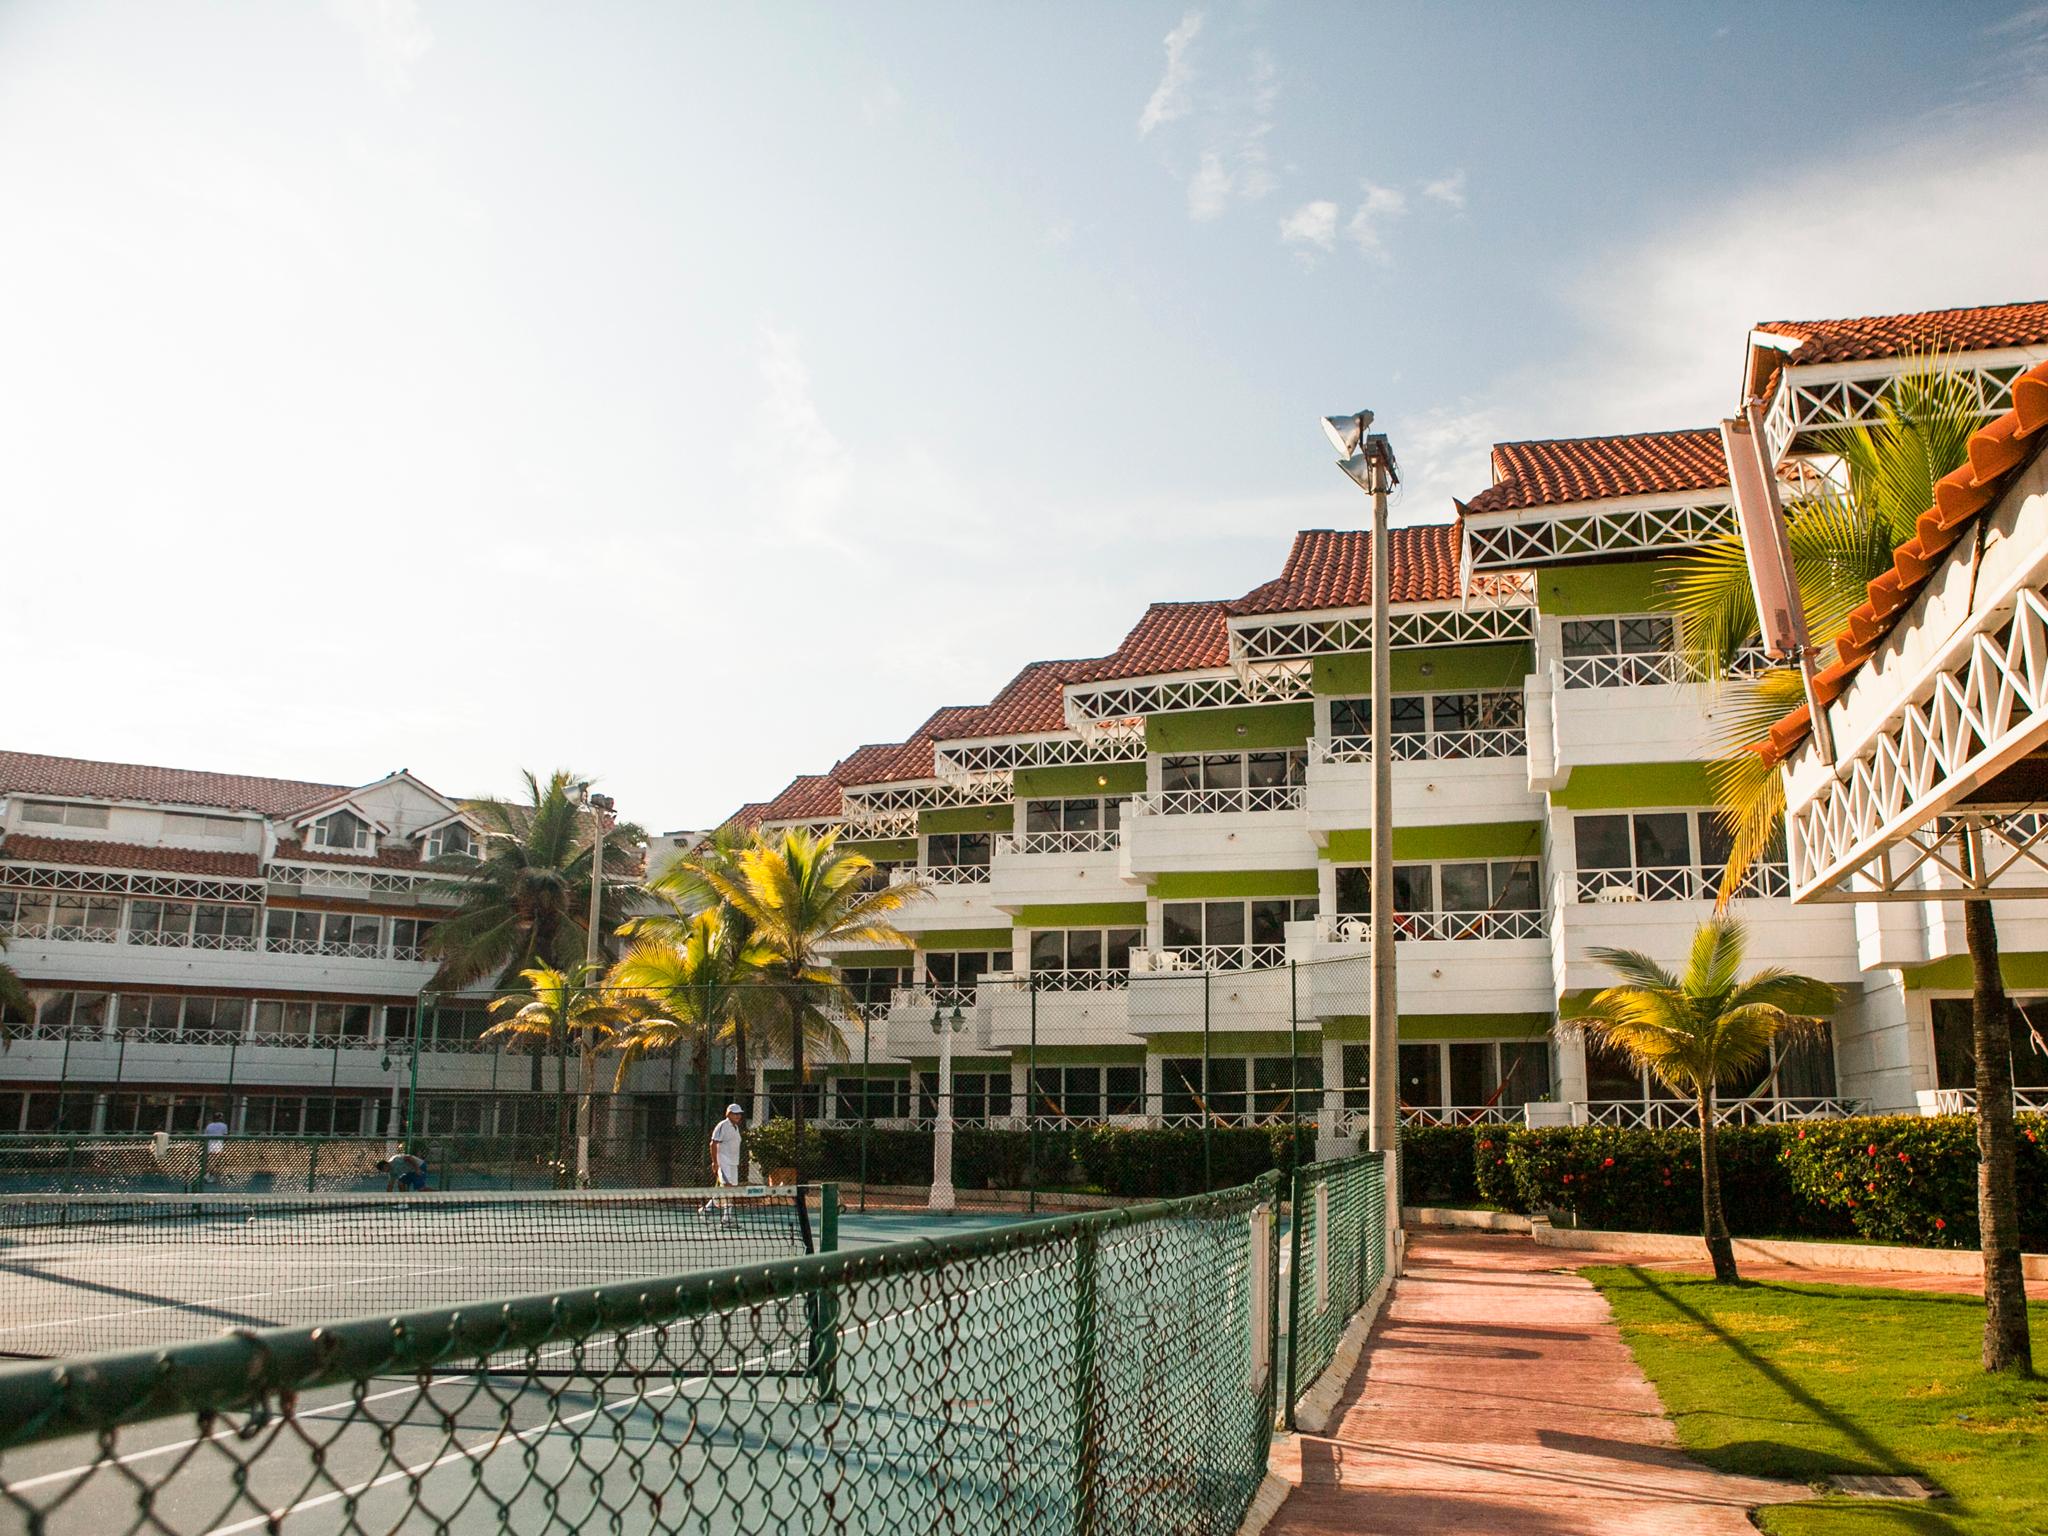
xmin=1283 ymin=1153 xmax=1390 ymax=1427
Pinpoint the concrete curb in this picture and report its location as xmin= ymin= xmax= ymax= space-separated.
xmin=1290 ymin=1269 xmax=1396 ymax=1435
xmin=1403 ymin=1205 xmax=1532 ymax=1233
xmin=1233 ymin=1469 xmax=1295 ymax=1536
xmin=1530 ymin=1217 xmax=2048 ymax=1280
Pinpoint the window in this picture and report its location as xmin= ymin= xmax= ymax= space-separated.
xmin=925 ymin=831 xmax=992 ymax=868
xmin=19 ymin=800 xmax=110 ymax=829
xmin=1161 ymin=898 xmax=1314 ymax=965
xmin=35 ymin=991 xmax=110 ymax=1032
xmin=391 ymin=918 xmax=436 ymax=959
xmin=184 ymin=996 xmax=248 ymax=1034
xmin=50 ymin=894 xmax=121 ymax=935
xmin=192 ymin=903 xmax=258 ymax=947
xmin=1931 ymin=1000 xmax=2048 ymax=1092
xmin=118 ymin=994 xmax=183 ymax=1033
xmin=309 ymin=810 xmax=371 ymax=852
xmin=923 ymin=951 xmax=996 ymax=1001
xmin=1029 ymin=1065 xmax=1141 ymax=1121
xmin=1398 ymin=1043 xmax=1444 ymax=1108
xmin=1560 ymin=616 xmax=1680 ymax=688
xmin=424 ymin=823 xmax=475 ymax=861
xmin=1336 ymin=861 xmax=1540 ymax=938
xmin=839 ymin=964 xmax=909 ymax=1016
xmin=1572 ymin=810 xmax=1765 ymax=902
xmin=835 ymin=1075 xmax=910 ymax=1121
xmin=1028 ymin=928 xmax=1139 ymax=981
xmin=916 ymin=1070 xmax=1013 ymax=1122
xmin=1331 ymin=691 xmax=1524 ymax=753
xmin=1158 ymin=752 xmax=1306 ymax=810
xmin=163 ymin=812 xmax=243 ymax=840
xmin=266 ymin=909 xmax=381 ymax=953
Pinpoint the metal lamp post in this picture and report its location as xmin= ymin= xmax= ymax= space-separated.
xmin=571 ymin=783 xmax=616 ymax=1187
xmin=1321 ymin=411 xmax=1402 ymax=1257
xmin=928 ymin=1003 xmax=966 ymax=1211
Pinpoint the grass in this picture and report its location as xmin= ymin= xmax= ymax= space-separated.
xmin=1587 ymin=1266 xmax=2048 ymax=1534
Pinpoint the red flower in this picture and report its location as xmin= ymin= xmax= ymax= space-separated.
xmin=1935 ymin=1217 xmax=1947 ymax=1230
xmin=1867 ymin=1144 xmax=1879 ymax=1157
xmin=1796 ymin=1128 xmax=1806 ymax=1139
xmin=1562 ymin=1174 xmax=1573 ymax=1183
xmin=1602 ymin=1157 xmax=1615 ymax=1168
xmin=1866 ymin=1182 xmax=1877 ymax=1193
xmin=1847 ymin=1198 xmax=1858 ymax=1208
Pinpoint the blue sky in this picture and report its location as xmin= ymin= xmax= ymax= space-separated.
xmin=3 ymin=2 xmax=2044 ymax=829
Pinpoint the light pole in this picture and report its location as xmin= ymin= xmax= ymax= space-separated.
xmin=928 ymin=1002 xmax=966 ymax=1211
xmin=1322 ymin=410 xmax=1402 ymax=1258
xmin=571 ymin=783 xmax=616 ymax=1187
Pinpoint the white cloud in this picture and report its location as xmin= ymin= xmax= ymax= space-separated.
xmin=1278 ymin=199 xmax=1338 ymax=252
xmin=1344 ymin=182 xmax=1407 ymax=258
xmin=860 ymin=80 xmax=903 ymax=126
xmin=326 ymin=0 xmax=433 ymax=96
xmin=1187 ymin=153 xmax=1233 ymax=220
xmin=1421 ymin=170 xmax=1467 ymax=210
xmin=1139 ymin=12 xmax=1204 ymax=136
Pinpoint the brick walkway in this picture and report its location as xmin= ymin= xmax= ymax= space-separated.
xmin=1266 ymin=1231 xmax=1813 ymax=1534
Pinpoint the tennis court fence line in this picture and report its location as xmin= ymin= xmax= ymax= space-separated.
xmin=0 ymin=1155 xmax=1386 ymax=1536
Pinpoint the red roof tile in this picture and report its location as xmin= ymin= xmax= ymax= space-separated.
xmin=1231 ymin=525 xmax=1463 ymax=615
xmin=0 ymin=833 xmax=263 ymax=878
xmin=946 ymin=661 xmax=1084 ymax=739
xmin=1462 ymin=430 xmax=1727 ymax=515
xmin=0 ymin=752 xmax=341 ymax=816
xmin=1758 ymin=358 xmax=2048 ymax=765
xmin=1754 ymin=301 xmax=2048 ymax=368
xmin=755 ymin=773 xmax=844 ymax=824
xmin=1065 ymin=601 xmax=1234 ymax=684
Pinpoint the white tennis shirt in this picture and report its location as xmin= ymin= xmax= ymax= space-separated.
xmin=711 ymin=1118 xmax=743 ymax=1181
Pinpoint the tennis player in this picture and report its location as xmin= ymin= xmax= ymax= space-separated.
xmin=705 ymin=1103 xmax=745 ymax=1218
xmin=377 ymin=1152 xmax=430 ymax=1193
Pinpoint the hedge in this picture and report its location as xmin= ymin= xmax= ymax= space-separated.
xmin=1399 ymin=1124 xmax=1481 ymax=1206
xmin=1438 ymin=1115 xmax=2048 ymax=1250
xmin=743 ymin=1118 xmax=1311 ymax=1200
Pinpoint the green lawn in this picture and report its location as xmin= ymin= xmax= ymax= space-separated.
xmin=1586 ymin=1267 xmax=2048 ymax=1535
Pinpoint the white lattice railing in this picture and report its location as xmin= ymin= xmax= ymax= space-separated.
xmin=994 ymin=829 xmax=1121 ymax=856
xmin=1575 ymin=864 xmax=1790 ymax=904
xmin=1561 ymin=648 xmax=1773 ymax=690
xmin=4 ymin=917 xmax=433 ymax=964
xmin=1130 ymin=785 xmax=1304 ymax=817
xmin=1019 ymin=967 xmax=1129 ymax=993
xmin=1132 ymin=944 xmax=1287 ymax=974
xmin=1400 ymin=1104 xmax=1529 ymax=1127
xmin=1311 ymin=727 xmax=1525 ymax=764
xmin=1316 ymin=909 xmax=1546 ymax=943
xmin=0 ymin=865 xmax=265 ymax=903
xmin=127 ymin=929 xmax=260 ymax=952
xmin=889 ymin=986 xmax=979 ymax=1015
xmin=2 ymin=922 xmax=119 ymax=945
xmin=894 ymin=863 xmax=991 ymax=887
xmin=1921 ymin=1087 xmax=2048 ymax=1116
xmin=1576 ymin=1096 xmax=1862 ymax=1129
xmin=262 ymin=937 xmax=393 ymax=961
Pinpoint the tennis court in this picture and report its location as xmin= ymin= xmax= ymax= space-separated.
xmin=0 ymin=1179 xmax=1283 ymax=1536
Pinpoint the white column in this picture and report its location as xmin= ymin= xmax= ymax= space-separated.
xmin=929 ymin=1014 xmax=958 ymax=1211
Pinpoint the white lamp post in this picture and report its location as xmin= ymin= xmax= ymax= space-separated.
xmin=928 ymin=1003 xmax=967 ymax=1211
xmin=1321 ymin=411 xmax=1401 ymax=1258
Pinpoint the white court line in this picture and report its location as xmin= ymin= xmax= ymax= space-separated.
xmin=0 ymin=1263 xmax=479 ymax=1343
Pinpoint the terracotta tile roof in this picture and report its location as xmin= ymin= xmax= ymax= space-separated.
xmin=0 ymin=833 xmax=263 ymax=878
xmin=1757 ymin=359 xmax=2048 ymax=765
xmin=946 ymin=660 xmax=1084 ymax=739
xmin=1065 ymin=601 xmax=1234 ymax=684
xmin=1754 ymin=301 xmax=2048 ymax=368
xmin=0 ymin=752 xmax=341 ymax=816
xmin=1461 ymin=430 xmax=1727 ymax=515
xmin=755 ymin=773 xmax=844 ymax=824
xmin=1231 ymin=525 xmax=1464 ymax=614
xmin=730 ymin=801 xmax=772 ymax=831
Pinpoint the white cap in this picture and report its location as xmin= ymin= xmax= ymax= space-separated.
xmin=726 ymin=1103 xmax=745 ymax=1115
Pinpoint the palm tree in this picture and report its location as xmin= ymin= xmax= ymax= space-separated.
xmin=424 ymin=769 xmax=644 ymax=991
xmin=1578 ymin=919 xmax=1836 ymax=1282
xmin=481 ymin=962 xmax=636 ymax=1183
xmin=607 ymin=911 xmax=771 ymax=1142
xmin=669 ymin=828 xmax=919 ymax=1179
xmin=0 ymin=932 xmax=30 ymax=1043
xmin=1664 ymin=359 xmax=2033 ymax=1369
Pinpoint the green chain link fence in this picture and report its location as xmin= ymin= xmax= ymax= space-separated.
xmin=1283 ymin=1153 xmax=1389 ymax=1428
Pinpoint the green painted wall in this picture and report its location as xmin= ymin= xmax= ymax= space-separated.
xmin=1320 ymin=820 xmax=1544 ymax=862
xmin=1147 ymin=1030 xmax=1322 ymax=1055
xmin=1536 ymin=560 xmax=1663 ymax=617
xmin=1146 ymin=703 xmax=1314 ymax=754
xmin=1901 ymin=952 xmax=2048 ymax=990
xmin=1312 ymin=642 xmax=1534 ymax=697
xmin=916 ymin=927 xmax=1016 ymax=950
xmin=843 ymin=837 xmax=917 ymax=862
xmin=1551 ymin=762 xmax=1715 ymax=809
xmin=1026 ymin=1045 xmax=1147 ymax=1065
xmin=1012 ymin=902 xmax=1147 ymax=928
xmin=899 ymin=1055 xmax=1012 ymax=1071
xmin=1013 ymin=762 xmax=1147 ymax=798
xmin=1320 ymin=1012 xmax=1555 ymax=1041
xmin=833 ymin=949 xmax=913 ymax=965
xmin=919 ymin=804 xmax=1012 ymax=835
xmin=1152 ymin=868 xmax=1319 ymax=899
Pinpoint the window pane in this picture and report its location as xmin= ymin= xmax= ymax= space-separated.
xmin=1066 ymin=929 xmax=1102 ymax=972
xmin=1106 ymin=930 xmax=1139 ymax=972
xmin=954 ymin=832 xmax=991 ymax=866
xmin=1335 ymin=866 xmax=1369 ymax=915
xmin=1432 ymin=694 xmax=1476 ymax=732
xmin=1697 ymin=813 xmax=1736 ymax=874
xmin=1574 ymin=815 xmax=1631 ymax=871
xmin=1246 ymin=752 xmax=1289 ymax=788
xmin=1584 ymin=1040 xmax=1642 ymax=1099
xmin=1161 ymin=756 xmax=1201 ymax=793
xmin=1062 ymin=799 xmax=1100 ymax=832
xmin=926 ymin=953 xmax=957 ymax=988
xmin=1201 ymin=754 xmax=1244 ymax=790
xmin=1617 ymin=615 xmax=1675 ymax=654
xmin=1390 ymin=697 xmax=1427 ymax=734
xmin=1204 ymin=901 xmax=1245 ymax=946
xmin=1398 ymin=1043 xmax=1443 ymax=1108
xmin=1439 ymin=863 xmax=1490 ymax=912
xmin=1030 ymin=932 xmax=1066 ymax=972
xmin=1930 ymin=1000 xmax=1974 ymax=1090
xmin=1104 ymin=1066 xmax=1142 ymax=1116
xmin=1249 ymin=899 xmax=1291 ymax=945
xmin=1391 ymin=867 xmax=1434 ymax=914
xmin=1561 ymin=619 xmax=1615 ymax=658
xmin=1493 ymin=860 xmax=1540 ymax=911
xmin=1331 ymin=698 xmax=1368 ymax=737
xmin=1448 ymin=1042 xmax=1497 ymax=1106
xmin=1162 ymin=904 xmax=1203 ymax=949
xmin=1632 ymin=813 xmax=1692 ymax=869
xmin=1497 ymin=1041 xmax=1551 ymax=1106
xmin=1161 ymin=1058 xmax=1201 ymax=1118
xmin=1026 ymin=800 xmax=1060 ymax=834
xmin=2013 ymin=1004 xmax=2048 ymax=1089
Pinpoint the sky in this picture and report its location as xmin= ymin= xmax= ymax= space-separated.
xmin=3 ymin=2 xmax=2046 ymax=833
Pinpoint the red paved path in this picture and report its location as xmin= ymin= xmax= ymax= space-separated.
xmin=1266 ymin=1231 xmax=1813 ymax=1534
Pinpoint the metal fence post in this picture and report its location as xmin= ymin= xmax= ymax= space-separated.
xmin=813 ymin=1182 xmax=841 ymax=1403
xmin=1202 ymin=967 xmax=1212 ymax=1191
xmin=1073 ymin=1223 xmax=1101 ymax=1536
xmin=1288 ymin=960 xmax=1300 ymax=1166
xmin=1027 ymin=976 xmax=1039 ymax=1217
xmin=859 ymin=1010 xmax=871 ymax=1214
xmin=1284 ymin=1162 xmax=1306 ymax=1429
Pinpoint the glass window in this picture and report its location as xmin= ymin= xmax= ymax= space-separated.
xmin=927 ymin=832 xmax=992 ymax=867
xmin=1617 ymin=616 xmax=1674 ymax=654
xmin=1398 ymin=1043 xmax=1443 ymax=1108
xmin=1448 ymin=1042 xmax=1498 ymax=1107
xmin=1246 ymin=752 xmax=1289 ymax=788
xmin=119 ymin=994 xmax=182 ymax=1032
xmin=1561 ymin=619 xmax=1616 ymax=659
xmin=1026 ymin=800 xmax=1061 ymax=834
xmin=1250 ymin=899 xmax=1295 ymax=945
xmin=1204 ymin=901 xmax=1245 ymax=946
xmin=1030 ymin=932 xmax=1066 ymax=972
xmin=1161 ymin=757 xmax=1202 ymax=794
xmin=1494 ymin=860 xmax=1540 ymax=911
xmin=1574 ymin=815 xmax=1632 ymax=872
xmin=1584 ymin=1039 xmax=1642 ymax=1099
xmin=1632 ymin=813 xmax=1692 ymax=869
xmin=1104 ymin=1066 xmax=1142 ymax=1116
xmin=1107 ymin=929 xmax=1139 ymax=972
xmin=311 ymin=810 xmax=370 ymax=851
xmin=1162 ymin=904 xmax=1202 ymax=949
xmin=384 ymin=1005 xmax=415 ymax=1040
xmin=1341 ymin=1044 xmax=1370 ymax=1110
xmin=1336 ymin=866 xmax=1369 ymax=915
xmin=1208 ymin=1057 xmax=1248 ymax=1118
xmin=1331 ymin=698 xmax=1369 ymax=737
xmin=1061 ymin=799 xmax=1101 ymax=832
xmin=1389 ymin=696 xmax=1427 ymax=735
xmin=1065 ymin=929 xmax=1103 ymax=972
xmin=20 ymin=801 xmax=110 ymax=829
xmin=1439 ymin=863 xmax=1490 ymax=913
xmin=1497 ymin=1041 xmax=1551 ymax=1106
xmin=1160 ymin=1058 xmax=1201 ymax=1119
xmin=1392 ymin=867 xmax=1434 ymax=914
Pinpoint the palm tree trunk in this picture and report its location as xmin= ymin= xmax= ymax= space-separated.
xmin=576 ymin=1033 xmax=595 ymax=1188
xmin=1697 ymin=1087 xmax=1738 ymax=1282
xmin=789 ymin=990 xmax=806 ymax=1185
xmin=1964 ymin=896 xmax=2033 ymax=1373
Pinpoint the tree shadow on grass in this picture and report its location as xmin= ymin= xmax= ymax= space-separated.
xmin=1618 ymin=1267 xmax=1966 ymax=1525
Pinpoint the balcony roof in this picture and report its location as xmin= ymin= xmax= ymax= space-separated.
xmin=1461 ymin=429 xmax=1728 ymax=516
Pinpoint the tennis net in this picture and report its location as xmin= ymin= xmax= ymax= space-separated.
xmin=0 ymin=1185 xmax=822 ymax=1364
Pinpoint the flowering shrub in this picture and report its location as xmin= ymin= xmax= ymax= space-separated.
xmin=1777 ymin=1115 xmax=2048 ymax=1249
xmin=1473 ymin=1129 xmax=1526 ymax=1212
xmin=1498 ymin=1125 xmax=1835 ymax=1237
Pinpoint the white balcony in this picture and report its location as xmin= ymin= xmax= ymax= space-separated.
xmin=980 ymin=973 xmax=1139 ymax=1049
xmin=1120 ymin=790 xmax=1317 ymax=878
xmin=1303 ymin=737 xmax=1542 ymax=836
xmin=1303 ymin=915 xmax=1551 ymax=1018
xmin=1542 ymin=650 xmax=1752 ymax=775
xmin=1917 ymin=1087 xmax=2048 ymax=1117
xmin=988 ymin=829 xmax=1127 ymax=912
xmin=1124 ymin=962 xmax=1292 ymax=1037
xmin=884 ymin=864 xmax=1006 ymax=935
xmin=0 ymin=923 xmax=437 ymax=995
xmin=1572 ymin=1096 xmax=1864 ymax=1129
